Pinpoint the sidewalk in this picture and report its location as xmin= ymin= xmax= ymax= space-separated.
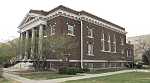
xmin=2 ymin=69 xmax=150 ymax=83
xmin=3 ymin=72 xmax=36 ymax=83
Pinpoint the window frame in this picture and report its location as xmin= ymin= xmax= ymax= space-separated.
xmin=88 ymin=44 xmax=94 ymax=56
xmin=87 ymin=27 xmax=94 ymax=38
xmin=67 ymin=25 xmax=75 ymax=36
xmin=101 ymin=30 xmax=105 ymax=51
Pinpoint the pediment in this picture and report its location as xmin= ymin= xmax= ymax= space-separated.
xmin=25 ymin=16 xmax=35 ymax=23
xmin=18 ymin=13 xmax=37 ymax=28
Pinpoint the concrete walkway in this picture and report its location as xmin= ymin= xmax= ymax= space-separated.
xmin=2 ymin=69 xmax=150 ymax=83
xmin=3 ymin=72 xmax=36 ymax=83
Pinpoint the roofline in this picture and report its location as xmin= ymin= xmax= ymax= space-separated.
xmin=47 ymin=5 xmax=125 ymax=30
xmin=19 ymin=5 xmax=126 ymax=31
xmin=79 ymin=11 xmax=125 ymax=30
xmin=48 ymin=5 xmax=79 ymax=15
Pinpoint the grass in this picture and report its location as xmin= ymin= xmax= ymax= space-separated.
xmin=64 ymin=72 xmax=150 ymax=83
xmin=87 ymin=68 xmax=130 ymax=74
xmin=0 ymin=77 xmax=20 ymax=83
xmin=17 ymin=72 xmax=80 ymax=80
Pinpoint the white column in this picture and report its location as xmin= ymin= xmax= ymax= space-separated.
xmin=38 ymin=25 xmax=43 ymax=59
xmin=25 ymin=31 xmax=29 ymax=60
xmin=20 ymin=33 xmax=23 ymax=60
xmin=31 ymin=28 xmax=35 ymax=58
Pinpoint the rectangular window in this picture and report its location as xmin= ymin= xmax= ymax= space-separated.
xmin=127 ymin=49 xmax=131 ymax=57
xmin=87 ymin=28 xmax=93 ymax=38
xmin=108 ymin=34 xmax=111 ymax=52
xmin=51 ymin=25 xmax=55 ymax=36
xmin=104 ymin=33 xmax=109 ymax=51
xmin=88 ymin=44 xmax=94 ymax=56
xmin=67 ymin=25 xmax=74 ymax=36
xmin=113 ymin=34 xmax=116 ymax=53
xmin=101 ymin=30 xmax=105 ymax=51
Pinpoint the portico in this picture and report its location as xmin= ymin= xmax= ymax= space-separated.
xmin=19 ymin=16 xmax=46 ymax=61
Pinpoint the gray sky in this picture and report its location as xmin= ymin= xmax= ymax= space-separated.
xmin=0 ymin=0 xmax=150 ymax=42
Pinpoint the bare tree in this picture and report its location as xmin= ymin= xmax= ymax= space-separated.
xmin=134 ymin=39 xmax=150 ymax=62
xmin=142 ymin=48 xmax=150 ymax=65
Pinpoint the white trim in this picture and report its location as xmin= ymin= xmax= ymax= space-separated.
xmin=47 ymin=9 xmax=79 ymax=20
xmin=46 ymin=59 xmax=62 ymax=61
xmin=83 ymin=60 xmax=107 ymax=62
xmin=50 ymin=24 xmax=56 ymax=36
xmin=101 ymin=29 xmax=105 ymax=51
xmin=113 ymin=34 xmax=117 ymax=53
xmin=67 ymin=25 xmax=75 ymax=36
xmin=28 ymin=13 xmax=45 ymax=18
xmin=108 ymin=33 xmax=111 ymax=52
xmin=24 ymin=16 xmax=35 ymax=25
xmin=69 ymin=60 xmax=80 ymax=62
xmin=88 ymin=44 xmax=94 ymax=56
xmin=19 ymin=9 xmax=127 ymax=34
xmin=18 ymin=12 xmax=31 ymax=28
xmin=46 ymin=9 xmax=126 ymax=34
xmin=87 ymin=28 xmax=94 ymax=38
xmin=20 ymin=18 xmax=46 ymax=32
xmin=80 ymin=20 xmax=83 ymax=68
xmin=67 ymin=33 xmax=75 ymax=36
xmin=17 ymin=59 xmax=132 ymax=63
xmin=54 ymin=59 xmax=131 ymax=62
xmin=127 ymin=49 xmax=129 ymax=57
xmin=18 ymin=13 xmax=45 ymax=29
xmin=80 ymin=15 xmax=127 ymax=34
xmin=88 ymin=36 xmax=94 ymax=38
xmin=110 ymin=60 xmax=128 ymax=62
xmin=102 ymin=51 xmax=111 ymax=53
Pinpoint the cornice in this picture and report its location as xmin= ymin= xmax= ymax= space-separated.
xmin=19 ymin=8 xmax=127 ymax=34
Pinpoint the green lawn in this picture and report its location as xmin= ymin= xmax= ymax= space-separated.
xmin=0 ymin=77 xmax=19 ymax=83
xmin=17 ymin=72 xmax=79 ymax=80
xmin=64 ymin=72 xmax=150 ymax=83
xmin=87 ymin=68 xmax=129 ymax=74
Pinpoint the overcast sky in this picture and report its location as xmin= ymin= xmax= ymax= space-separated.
xmin=0 ymin=0 xmax=150 ymax=42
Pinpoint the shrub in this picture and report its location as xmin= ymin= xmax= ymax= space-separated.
xmin=136 ymin=63 xmax=143 ymax=69
xmin=125 ymin=63 xmax=134 ymax=68
xmin=82 ymin=68 xmax=90 ymax=72
xmin=58 ymin=67 xmax=89 ymax=75
xmin=59 ymin=67 xmax=77 ymax=75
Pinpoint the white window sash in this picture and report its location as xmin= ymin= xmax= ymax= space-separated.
xmin=108 ymin=34 xmax=111 ymax=52
xmin=67 ymin=25 xmax=74 ymax=36
xmin=88 ymin=28 xmax=93 ymax=38
xmin=113 ymin=34 xmax=116 ymax=53
xmin=88 ymin=44 xmax=94 ymax=56
xmin=51 ymin=26 xmax=55 ymax=36
xmin=101 ymin=33 xmax=105 ymax=51
xmin=127 ymin=50 xmax=129 ymax=57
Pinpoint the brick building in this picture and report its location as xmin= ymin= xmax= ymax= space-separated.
xmin=18 ymin=5 xmax=134 ymax=70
